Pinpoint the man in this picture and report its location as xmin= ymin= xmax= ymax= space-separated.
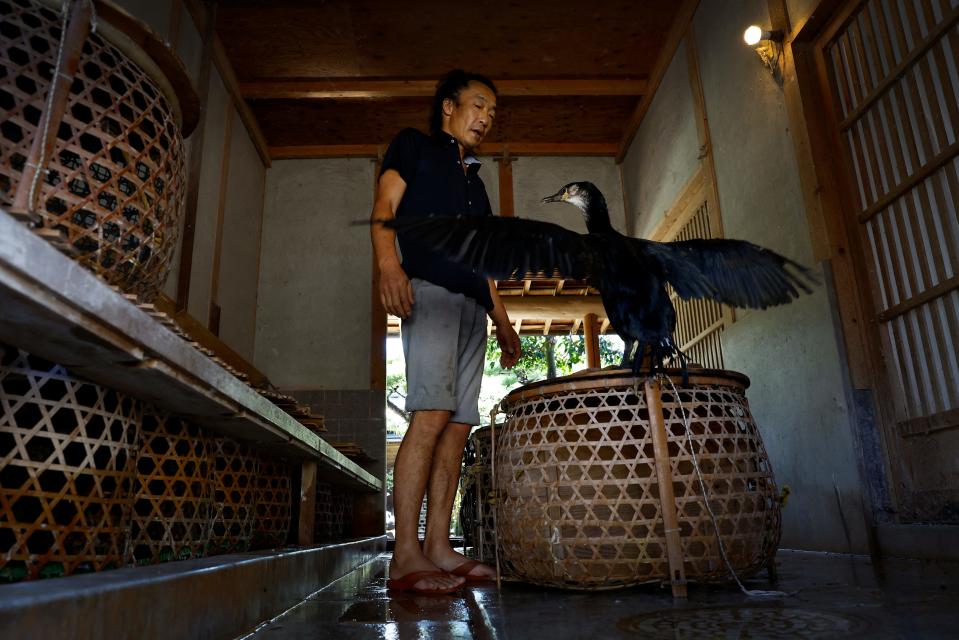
xmin=371 ymin=70 xmax=521 ymax=594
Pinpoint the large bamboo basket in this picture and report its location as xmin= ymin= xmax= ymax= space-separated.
xmin=494 ymin=368 xmax=781 ymax=590
xmin=0 ymin=345 xmax=139 ymax=581
xmin=0 ymin=0 xmax=199 ymax=301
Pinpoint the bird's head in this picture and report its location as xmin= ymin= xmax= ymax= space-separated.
xmin=541 ymin=181 xmax=609 ymax=230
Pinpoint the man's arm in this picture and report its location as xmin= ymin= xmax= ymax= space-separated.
xmin=371 ymin=169 xmax=413 ymax=318
xmin=487 ymin=278 xmax=521 ymax=368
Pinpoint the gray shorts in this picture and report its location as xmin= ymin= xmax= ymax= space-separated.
xmin=402 ymin=278 xmax=488 ymax=425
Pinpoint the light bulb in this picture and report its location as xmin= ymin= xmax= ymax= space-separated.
xmin=744 ymin=25 xmax=764 ymax=46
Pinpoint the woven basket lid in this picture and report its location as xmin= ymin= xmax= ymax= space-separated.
xmin=503 ymin=366 xmax=751 ymax=408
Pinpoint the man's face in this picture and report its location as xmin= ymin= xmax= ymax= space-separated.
xmin=443 ymin=81 xmax=497 ymax=150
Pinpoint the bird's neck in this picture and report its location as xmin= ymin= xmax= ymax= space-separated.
xmin=585 ymin=203 xmax=613 ymax=233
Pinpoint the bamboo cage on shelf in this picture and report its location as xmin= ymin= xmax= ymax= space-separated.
xmin=493 ymin=368 xmax=781 ymax=591
xmin=208 ymin=436 xmax=258 ymax=555
xmin=0 ymin=345 xmax=139 ymax=580
xmin=128 ymin=409 xmax=214 ymax=565
xmin=0 ymin=0 xmax=199 ymax=301
xmin=251 ymin=454 xmax=292 ymax=550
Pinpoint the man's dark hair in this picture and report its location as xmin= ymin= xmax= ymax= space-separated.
xmin=429 ymin=69 xmax=498 ymax=135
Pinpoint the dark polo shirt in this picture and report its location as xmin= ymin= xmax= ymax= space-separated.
xmin=380 ymin=128 xmax=494 ymax=311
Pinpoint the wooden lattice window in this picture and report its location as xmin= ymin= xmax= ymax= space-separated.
xmin=666 ymin=199 xmax=729 ymax=370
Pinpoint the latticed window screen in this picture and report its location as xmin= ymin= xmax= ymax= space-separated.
xmin=821 ymin=0 xmax=959 ymax=429
xmin=667 ymin=200 xmax=726 ymax=369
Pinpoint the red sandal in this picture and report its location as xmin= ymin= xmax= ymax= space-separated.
xmin=449 ymin=560 xmax=496 ymax=583
xmin=386 ymin=570 xmax=464 ymax=595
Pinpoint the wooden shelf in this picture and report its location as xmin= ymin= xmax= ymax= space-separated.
xmin=0 ymin=207 xmax=379 ymax=493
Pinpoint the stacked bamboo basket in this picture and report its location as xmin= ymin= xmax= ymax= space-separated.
xmin=0 ymin=344 xmax=295 ymax=581
xmin=477 ymin=368 xmax=782 ymax=592
xmin=0 ymin=0 xmax=199 ymax=302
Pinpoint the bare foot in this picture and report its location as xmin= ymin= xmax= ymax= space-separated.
xmin=389 ymin=547 xmax=465 ymax=591
xmin=424 ymin=543 xmax=495 ymax=579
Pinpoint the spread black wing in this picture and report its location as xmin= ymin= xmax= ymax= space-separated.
xmin=383 ymin=215 xmax=602 ymax=281
xmin=636 ymin=237 xmax=817 ymax=308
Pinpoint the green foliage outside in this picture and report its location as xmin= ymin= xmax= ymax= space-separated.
xmin=483 ymin=334 xmax=623 ymax=387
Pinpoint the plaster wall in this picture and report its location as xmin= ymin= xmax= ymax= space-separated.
xmin=512 ymin=157 xmax=626 ymax=234
xmin=186 ymin=69 xmax=229 ymax=323
xmin=256 ymin=158 xmax=375 ymax=390
xmin=216 ymin=112 xmax=265 ymax=361
xmin=621 ymin=42 xmax=701 ymax=239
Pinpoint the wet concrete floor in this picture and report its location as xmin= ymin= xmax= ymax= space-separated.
xmin=241 ymin=550 xmax=959 ymax=639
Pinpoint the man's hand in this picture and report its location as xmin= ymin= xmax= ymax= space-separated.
xmin=379 ymin=262 xmax=414 ymax=319
xmin=495 ymin=322 xmax=521 ymax=369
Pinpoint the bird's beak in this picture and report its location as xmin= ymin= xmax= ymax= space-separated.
xmin=541 ymin=188 xmax=567 ymax=204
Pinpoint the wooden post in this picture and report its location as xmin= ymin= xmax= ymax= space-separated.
xmin=584 ymin=312 xmax=600 ymax=368
xmin=645 ymin=377 xmax=688 ymax=598
xmin=297 ymin=461 xmax=317 ymax=545
xmin=497 ymin=146 xmax=514 ymax=217
xmin=370 ymin=149 xmax=387 ymax=392
xmin=11 ymin=0 xmax=93 ymax=216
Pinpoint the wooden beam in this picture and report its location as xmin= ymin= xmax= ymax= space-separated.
xmin=584 ymin=313 xmax=600 ymax=367
xmin=271 ymin=142 xmax=617 ymax=159
xmin=616 ymin=0 xmax=700 ymax=162
xmin=482 ymin=143 xmax=619 ymax=157
xmin=502 ymin=295 xmax=606 ymax=321
xmin=241 ymin=77 xmax=649 ymax=99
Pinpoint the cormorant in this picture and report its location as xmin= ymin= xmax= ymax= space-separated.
xmin=383 ymin=181 xmax=816 ymax=374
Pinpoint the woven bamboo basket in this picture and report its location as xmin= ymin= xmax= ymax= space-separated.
xmin=128 ymin=408 xmax=214 ymax=565
xmin=0 ymin=345 xmax=139 ymax=581
xmin=251 ymin=454 xmax=292 ymax=550
xmin=0 ymin=0 xmax=199 ymax=301
xmin=494 ymin=368 xmax=781 ymax=590
xmin=208 ymin=436 xmax=258 ymax=554
xmin=460 ymin=425 xmax=496 ymax=563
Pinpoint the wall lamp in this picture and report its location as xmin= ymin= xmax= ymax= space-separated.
xmin=743 ymin=25 xmax=784 ymax=79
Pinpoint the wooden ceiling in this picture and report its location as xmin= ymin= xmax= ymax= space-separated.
xmin=214 ymin=0 xmax=693 ymax=158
